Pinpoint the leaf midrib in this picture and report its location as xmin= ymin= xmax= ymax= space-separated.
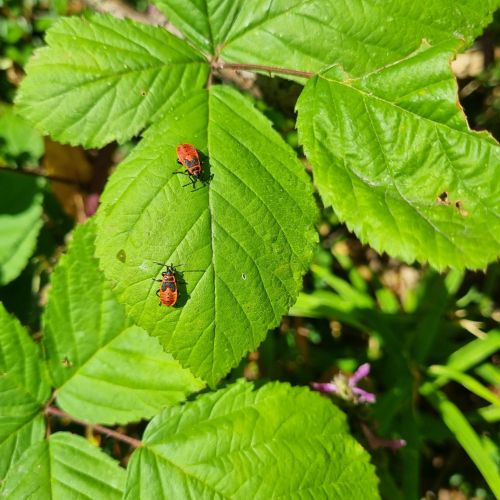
xmin=320 ymin=72 xmax=497 ymax=146
xmin=0 ymin=360 xmax=46 ymax=405
xmin=207 ymin=90 xmax=218 ymax=384
xmin=360 ymin=95 xmax=466 ymax=256
xmin=200 ymin=0 xmax=215 ymax=52
xmin=31 ymin=61 xmax=205 ymax=94
xmin=144 ymin=425 xmax=350 ymax=496
xmin=0 ymin=412 xmax=41 ymax=447
xmin=319 ymin=75 xmax=500 ymax=224
xmin=53 ymin=14 xmax=202 ymax=64
xmin=223 ymin=0 xmax=316 ymax=47
xmin=50 ymin=440 xmax=124 ymax=495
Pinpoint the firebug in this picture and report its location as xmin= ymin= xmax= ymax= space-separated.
xmin=152 ymin=263 xmax=202 ymax=307
xmin=174 ymin=144 xmax=211 ymax=190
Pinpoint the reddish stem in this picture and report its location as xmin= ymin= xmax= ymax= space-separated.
xmin=45 ymin=405 xmax=142 ymax=449
xmin=214 ymin=62 xmax=313 ymax=79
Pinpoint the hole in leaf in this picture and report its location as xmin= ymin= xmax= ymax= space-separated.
xmin=455 ymin=200 xmax=469 ymax=217
xmin=437 ymin=191 xmax=449 ymax=205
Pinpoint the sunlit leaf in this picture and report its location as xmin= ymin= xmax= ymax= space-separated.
xmin=422 ymin=384 xmax=500 ymax=497
xmin=0 ymin=170 xmax=44 ymax=285
xmin=16 ymin=13 xmax=209 ymax=148
xmin=155 ymin=0 xmax=498 ymax=76
xmin=96 ymin=86 xmax=317 ymax=385
xmin=43 ymin=220 xmax=204 ymax=425
xmin=125 ymin=381 xmax=379 ymax=498
xmin=0 ymin=433 xmax=126 ymax=499
xmin=297 ymin=41 xmax=500 ymax=269
xmin=0 ymin=303 xmax=50 ymax=479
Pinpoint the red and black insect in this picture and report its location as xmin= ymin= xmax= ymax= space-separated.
xmin=152 ymin=263 xmax=181 ymax=307
xmin=174 ymin=144 xmax=211 ymax=190
xmin=152 ymin=263 xmax=202 ymax=307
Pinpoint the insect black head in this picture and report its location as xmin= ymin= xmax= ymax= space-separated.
xmin=165 ymin=264 xmax=177 ymax=275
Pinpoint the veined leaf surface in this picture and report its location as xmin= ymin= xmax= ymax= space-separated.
xmin=0 ymin=303 xmax=49 ymax=479
xmin=125 ymin=380 xmax=379 ymax=499
xmin=96 ymin=86 xmax=317 ymax=385
xmin=154 ymin=0 xmax=498 ymax=76
xmin=0 ymin=433 xmax=126 ymax=499
xmin=296 ymin=41 xmax=500 ymax=269
xmin=43 ymin=220 xmax=204 ymax=425
xmin=15 ymin=13 xmax=209 ymax=148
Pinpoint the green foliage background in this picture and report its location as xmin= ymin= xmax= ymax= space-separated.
xmin=0 ymin=0 xmax=499 ymax=498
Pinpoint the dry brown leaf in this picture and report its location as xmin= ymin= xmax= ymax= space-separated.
xmin=43 ymin=139 xmax=92 ymax=221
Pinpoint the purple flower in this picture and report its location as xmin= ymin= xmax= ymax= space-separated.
xmin=381 ymin=438 xmax=407 ymax=451
xmin=311 ymin=382 xmax=337 ymax=393
xmin=312 ymin=363 xmax=376 ymax=404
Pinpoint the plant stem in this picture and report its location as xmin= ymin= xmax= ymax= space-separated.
xmin=2 ymin=166 xmax=86 ymax=187
xmin=45 ymin=405 xmax=142 ymax=448
xmin=214 ymin=62 xmax=313 ymax=79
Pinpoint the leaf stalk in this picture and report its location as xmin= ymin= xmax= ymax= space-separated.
xmin=213 ymin=61 xmax=313 ymax=79
xmin=45 ymin=405 xmax=142 ymax=448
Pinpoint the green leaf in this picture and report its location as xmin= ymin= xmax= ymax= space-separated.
xmin=95 ymin=86 xmax=317 ymax=386
xmin=447 ymin=330 xmax=500 ymax=371
xmin=433 ymin=330 xmax=500 ymax=387
xmin=43 ymin=220 xmax=128 ymax=387
xmin=290 ymin=289 xmax=368 ymax=330
xmin=478 ymin=405 xmax=500 ymax=423
xmin=55 ymin=324 xmax=205 ymax=425
xmin=297 ymin=41 xmax=500 ymax=270
xmin=0 ymin=432 xmax=126 ymax=499
xmin=15 ymin=13 xmax=209 ymax=148
xmin=156 ymin=0 xmax=498 ymax=76
xmin=421 ymin=385 xmax=500 ymax=497
xmin=475 ymin=363 xmax=500 ymax=386
xmin=43 ymin=220 xmax=204 ymax=425
xmin=311 ymin=264 xmax=375 ymax=309
xmin=154 ymin=0 xmax=245 ymax=54
xmin=0 ymin=303 xmax=50 ymax=479
xmin=0 ymin=169 xmax=44 ymax=285
xmin=429 ymin=365 xmax=500 ymax=407
xmin=0 ymin=105 xmax=44 ymax=167
xmin=125 ymin=380 xmax=379 ymax=499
